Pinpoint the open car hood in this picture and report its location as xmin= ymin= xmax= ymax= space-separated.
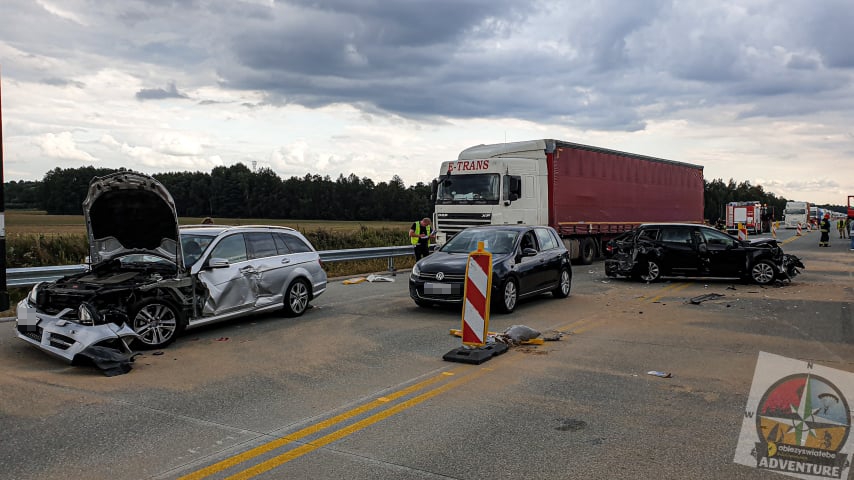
xmin=83 ymin=171 xmax=183 ymax=268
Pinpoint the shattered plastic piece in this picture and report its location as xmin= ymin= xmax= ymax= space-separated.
xmin=365 ymin=274 xmax=395 ymax=282
xmin=647 ymin=371 xmax=672 ymax=378
xmin=541 ymin=331 xmax=564 ymax=341
xmin=503 ymin=325 xmax=541 ymax=342
xmin=726 ymin=285 xmax=737 ymax=290
xmin=75 ymin=346 xmax=139 ymax=376
xmin=689 ymin=293 xmax=725 ymax=305
xmin=152 ymin=351 xmax=165 ymax=356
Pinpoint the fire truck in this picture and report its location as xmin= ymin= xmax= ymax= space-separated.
xmin=726 ymin=201 xmax=768 ymax=235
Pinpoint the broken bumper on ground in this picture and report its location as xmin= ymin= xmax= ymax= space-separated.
xmin=15 ymin=299 xmax=139 ymax=364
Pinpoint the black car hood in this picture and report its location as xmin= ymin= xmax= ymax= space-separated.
xmin=83 ymin=171 xmax=182 ymax=267
xmin=417 ymin=250 xmax=505 ymax=274
xmin=746 ymin=238 xmax=779 ymax=247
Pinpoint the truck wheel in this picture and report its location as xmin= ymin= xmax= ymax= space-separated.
xmin=750 ymin=260 xmax=776 ymax=285
xmin=578 ymin=238 xmax=595 ymax=265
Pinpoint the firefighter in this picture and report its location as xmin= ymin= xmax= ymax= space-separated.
xmin=819 ymin=213 xmax=831 ymax=247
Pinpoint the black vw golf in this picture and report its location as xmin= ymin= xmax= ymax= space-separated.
xmin=409 ymin=225 xmax=572 ymax=313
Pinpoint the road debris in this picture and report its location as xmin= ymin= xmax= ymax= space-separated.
xmin=647 ymin=370 xmax=672 ymax=378
xmin=76 ymin=346 xmax=139 ymax=377
xmin=689 ymin=293 xmax=725 ymax=305
xmin=343 ymin=274 xmax=395 ymax=284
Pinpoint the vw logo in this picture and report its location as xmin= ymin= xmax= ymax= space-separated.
xmin=435 ymin=272 xmax=445 ymax=281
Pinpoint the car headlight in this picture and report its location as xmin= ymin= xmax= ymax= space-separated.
xmin=78 ymin=302 xmax=101 ymax=326
xmin=411 ymin=264 xmax=421 ymax=277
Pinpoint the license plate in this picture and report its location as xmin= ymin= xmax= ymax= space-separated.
xmin=425 ymin=282 xmax=452 ymax=295
xmin=17 ymin=307 xmax=40 ymax=326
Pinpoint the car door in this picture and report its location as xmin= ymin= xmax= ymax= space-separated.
xmin=245 ymin=232 xmax=289 ymax=309
xmin=534 ymin=227 xmax=562 ymax=289
xmin=699 ymin=227 xmax=747 ymax=276
xmin=658 ymin=226 xmax=700 ymax=274
xmin=514 ymin=230 xmax=542 ymax=295
xmin=196 ymin=233 xmax=257 ymax=315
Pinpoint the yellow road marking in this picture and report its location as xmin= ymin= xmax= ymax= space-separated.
xmin=179 ymin=370 xmax=461 ymax=480
xmin=223 ymin=368 xmax=492 ymax=480
xmin=646 ymin=282 xmax=692 ymax=303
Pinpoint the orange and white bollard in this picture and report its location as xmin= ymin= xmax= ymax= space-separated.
xmin=443 ymin=241 xmax=508 ymax=364
xmin=738 ymin=223 xmax=748 ymax=241
xmin=772 ymin=222 xmax=777 ymax=239
xmin=796 ymin=223 xmax=802 ymax=236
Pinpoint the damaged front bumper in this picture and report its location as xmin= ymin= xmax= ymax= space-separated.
xmin=15 ymin=299 xmax=139 ymax=364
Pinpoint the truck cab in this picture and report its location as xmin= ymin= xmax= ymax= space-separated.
xmin=433 ymin=141 xmax=548 ymax=245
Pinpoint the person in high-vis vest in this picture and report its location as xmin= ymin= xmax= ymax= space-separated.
xmin=819 ymin=213 xmax=831 ymax=247
xmin=409 ymin=217 xmax=435 ymax=260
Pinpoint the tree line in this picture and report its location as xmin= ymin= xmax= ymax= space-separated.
xmin=4 ymin=165 xmax=432 ymax=222
xmin=3 ymin=165 xmax=847 ymax=223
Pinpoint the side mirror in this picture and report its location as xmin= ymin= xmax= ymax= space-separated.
xmin=697 ymin=243 xmax=708 ymax=254
xmin=207 ymin=257 xmax=230 ymax=269
xmin=430 ymin=179 xmax=438 ymax=202
xmin=522 ymin=247 xmax=537 ymax=257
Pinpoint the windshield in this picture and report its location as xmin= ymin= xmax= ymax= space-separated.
xmin=436 ymin=174 xmax=500 ymax=205
xmin=785 ymin=208 xmax=806 ymax=215
xmin=440 ymin=229 xmax=519 ymax=254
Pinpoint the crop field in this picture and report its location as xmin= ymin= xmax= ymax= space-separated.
xmin=5 ymin=210 xmax=411 ymax=235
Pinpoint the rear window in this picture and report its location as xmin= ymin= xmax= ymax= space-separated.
xmin=280 ymin=233 xmax=313 ymax=253
xmin=535 ymin=228 xmax=559 ymax=250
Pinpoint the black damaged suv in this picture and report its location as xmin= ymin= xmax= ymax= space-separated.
xmin=604 ymin=223 xmax=803 ymax=284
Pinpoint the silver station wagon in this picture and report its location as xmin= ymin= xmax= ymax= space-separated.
xmin=16 ymin=171 xmax=327 ymax=363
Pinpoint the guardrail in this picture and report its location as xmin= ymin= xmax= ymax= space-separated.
xmin=6 ymin=245 xmax=415 ymax=289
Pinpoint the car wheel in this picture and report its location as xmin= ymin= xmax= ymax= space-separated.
xmin=284 ymin=278 xmax=311 ymax=317
xmin=552 ymin=267 xmax=572 ymax=298
xmin=130 ymin=298 xmax=183 ymax=349
xmin=750 ymin=260 xmax=776 ymax=285
xmin=640 ymin=259 xmax=662 ymax=282
xmin=578 ymin=238 xmax=595 ymax=265
xmin=498 ymin=278 xmax=518 ymax=313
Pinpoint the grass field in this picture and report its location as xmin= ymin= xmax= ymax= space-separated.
xmin=5 ymin=210 xmax=411 ymax=235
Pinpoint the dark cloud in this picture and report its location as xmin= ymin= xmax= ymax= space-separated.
xmin=3 ymin=0 xmax=854 ymax=130
xmin=135 ymin=82 xmax=189 ymax=100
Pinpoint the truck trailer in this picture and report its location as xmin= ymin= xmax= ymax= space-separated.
xmin=432 ymin=139 xmax=704 ymax=264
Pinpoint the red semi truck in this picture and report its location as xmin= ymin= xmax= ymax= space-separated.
xmin=432 ymin=139 xmax=705 ymax=264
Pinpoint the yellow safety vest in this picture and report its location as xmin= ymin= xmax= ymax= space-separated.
xmin=411 ymin=223 xmax=432 ymax=245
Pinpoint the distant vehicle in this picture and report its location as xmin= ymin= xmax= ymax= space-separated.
xmin=16 ymin=172 xmax=327 ymax=363
xmin=848 ymin=196 xmax=854 ymax=220
xmin=409 ymin=225 xmax=571 ymax=313
xmin=783 ymin=201 xmax=810 ymax=229
xmin=725 ymin=201 xmax=767 ymax=235
xmin=431 ymin=139 xmax=704 ymax=265
xmin=604 ymin=223 xmax=804 ymax=285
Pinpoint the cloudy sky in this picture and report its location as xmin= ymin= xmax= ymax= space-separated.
xmin=1 ymin=0 xmax=853 ymax=205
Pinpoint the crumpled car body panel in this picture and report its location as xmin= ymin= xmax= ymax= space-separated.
xmin=15 ymin=299 xmax=138 ymax=363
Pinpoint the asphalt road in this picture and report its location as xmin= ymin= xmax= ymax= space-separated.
xmin=1 ymin=229 xmax=852 ymax=480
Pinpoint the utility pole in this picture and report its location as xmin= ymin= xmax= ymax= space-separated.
xmin=0 ymin=68 xmax=9 ymax=310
